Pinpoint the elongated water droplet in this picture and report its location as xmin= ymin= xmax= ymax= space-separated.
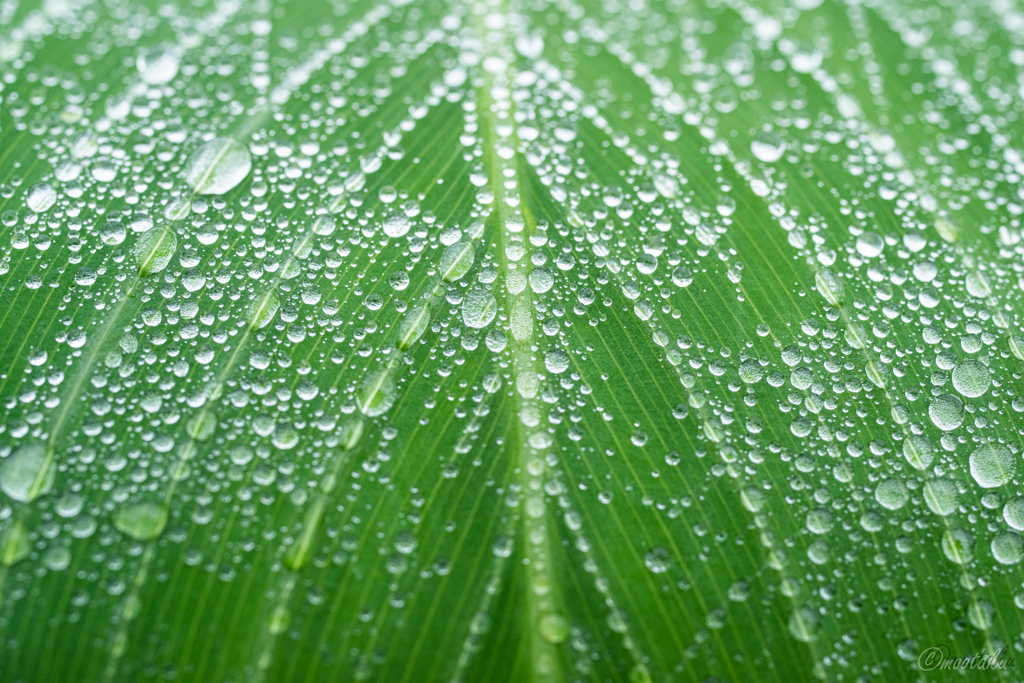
xmin=357 ymin=369 xmax=397 ymax=417
xmin=815 ymin=269 xmax=843 ymax=306
xmin=440 ymin=242 xmax=474 ymax=282
xmin=135 ymin=227 xmax=177 ymax=277
xmin=928 ymin=394 xmax=964 ymax=431
xmin=27 ymin=183 xmax=57 ymax=213
xmin=248 ymin=288 xmax=280 ymax=329
xmin=185 ymin=137 xmax=252 ymax=195
xmin=114 ymin=502 xmax=168 ymax=540
xmin=0 ymin=520 xmax=31 ymax=566
xmin=398 ymin=306 xmax=430 ymax=350
xmin=923 ymin=479 xmax=958 ymax=516
xmin=935 ymin=216 xmax=960 ymax=243
xmin=462 ymin=289 xmax=497 ymax=329
xmin=1 ymin=443 xmax=54 ymax=503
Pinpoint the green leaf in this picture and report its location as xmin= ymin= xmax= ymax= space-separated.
xmin=1 ymin=0 xmax=1023 ymax=681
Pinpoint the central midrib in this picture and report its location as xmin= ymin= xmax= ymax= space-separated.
xmin=473 ymin=4 xmax=567 ymax=680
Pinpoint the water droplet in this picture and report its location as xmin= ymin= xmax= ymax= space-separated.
xmin=923 ymin=479 xmax=958 ymax=516
xmin=135 ymin=227 xmax=177 ymax=277
xmin=992 ymin=533 xmax=1023 ymax=565
xmin=440 ymin=242 xmax=474 ymax=282
xmin=357 ymin=370 xmax=397 ymax=417
xmin=965 ymin=271 xmax=992 ymax=298
xmin=248 ymin=288 xmax=280 ymax=329
xmin=1 ymin=444 xmax=54 ymax=503
xmin=544 ymin=349 xmax=569 ymax=374
xmin=739 ymin=359 xmax=763 ymax=384
xmin=941 ymin=529 xmax=973 ymax=564
xmin=26 ymin=183 xmax=57 ymax=213
xmin=396 ymin=306 xmax=430 ymax=350
xmin=902 ymin=435 xmax=934 ymax=471
xmin=815 ymin=269 xmax=843 ymax=305
xmin=390 ymin=271 xmax=410 ymax=290
xmin=485 ymin=329 xmax=508 ymax=353
xmin=137 ymin=47 xmax=180 ymax=85
xmin=100 ymin=220 xmax=126 ymax=245
xmin=935 ymin=216 xmax=960 ymax=243
xmin=875 ymin=478 xmax=908 ymax=510
xmin=383 ymin=210 xmax=410 ymax=238
xmin=788 ymin=606 xmax=819 ymax=642
xmin=529 ymin=267 xmax=553 ymax=293
xmin=184 ymin=137 xmax=252 ymax=195
xmin=751 ymin=130 xmax=786 ymax=162
xmin=462 ymin=289 xmax=497 ymax=329
xmin=952 ymin=360 xmax=990 ymax=398
xmin=0 ymin=520 xmax=31 ymax=566
xmin=538 ymin=612 xmax=568 ymax=643
xmin=1005 ymin=499 xmax=1024 ymax=530
xmin=855 ymin=231 xmax=884 ymax=258
xmin=970 ymin=444 xmax=1015 ymax=488
xmin=928 ymin=394 xmax=964 ymax=431
xmin=186 ymin=411 xmax=217 ymax=441
xmin=114 ymin=502 xmax=168 ymax=540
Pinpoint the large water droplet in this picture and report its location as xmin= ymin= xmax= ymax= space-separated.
xmin=544 ymin=349 xmax=569 ymax=374
xmin=26 ymin=183 xmax=57 ymax=213
xmin=462 ymin=289 xmax=497 ymax=329
xmin=248 ymin=288 xmax=280 ymax=329
xmin=969 ymin=443 xmax=1015 ymax=488
xmin=923 ymin=479 xmax=958 ymax=516
xmin=1004 ymin=499 xmax=1024 ymax=530
xmin=815 ymin=268 xmax=843 ymax=305
xmin=952 ymin=360 xmax=990 ymax=398
xmin=902 ymin=435 xmax=934 ymax=470
xmin=992 ymin=533 xmax=1023 ymax=565
xmin=357 ymin=369 xmax=397 ymax=417
xmin=397 ymin=307 xmax=430 ymax=350
xmin=788 ymin=606 xmax=819 ymax=642
xmin=134 ymin=227 xmax=177 ymax=277
xmin=0 ymin=520 xmax=31 ymax=566
xmin=383 ymin=210 xmax=410 ymax=238
xmin=538 ymin=612 xmax=568 ymax=643
xmin=114 ymin=502 xmax=168 ymax=540
xmin=440 ymin=242 xmax=474 ymax=282
xmin=928 ymin=394 xmax=964 ymax=431
xmin=184 ymin=137 xmax=252 ymax=195
xmin=875 ymin=478 xmax=908 ymax=510
xmin=751 ymin=130 xmax=785 ymax=162
xmin=137 ymin=47 xmax=180 ymax=85
xmin=644 ymin=547 xmax=670 ymax=573
xmin=1 ymin=444 xmax=54 ymax=503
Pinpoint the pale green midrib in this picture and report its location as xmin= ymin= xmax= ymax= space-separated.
xmin=471 ymin=11 xmax=568 ymax=680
